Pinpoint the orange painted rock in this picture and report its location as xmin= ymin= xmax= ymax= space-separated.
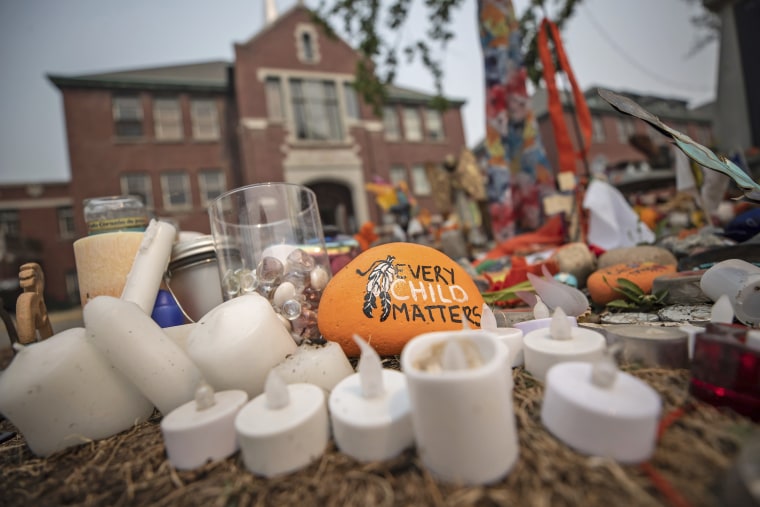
xmin=317 ymin=242 xmax=485 ymax=356
xmin=587 ymin=262 xmax=676 ymax=305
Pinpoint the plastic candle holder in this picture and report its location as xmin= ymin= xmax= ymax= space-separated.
xmin=329 ymin=335 xmax=413 ymax=462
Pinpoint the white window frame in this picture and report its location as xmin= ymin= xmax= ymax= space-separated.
xmin=120 ymin=173 xmax=154 ymax=210
xmin=383 ymin=106 xmax=400 ymax=141
xmin=153 ymin=97 xmax=183 ymax=140
xmin=403 ymin=107 xmax=423 ymax=142
xmin=424 ymin=108 xmax=444 ymax=141
xmin=389 ymin=165 xmax=407 ymax=186
xmin=411 ymin=164 xmax=431 ymax=196
xmin=190 ymin=99 xmax=220 ymax=141
xmin=295 ymin=23 xmax=321 ymax=64
xmin=160 ymin=171 xmax=192 ymax=211
xmin=265 ymin=77 xmax=284 ymax=122
xmin=112 ymin=95 xmax=143 ymax=138
xmin=198 ymin=169 xmax=227 ymax=207
xmin=57 ymin=206 xmax=76 ymax=239
xmin=343 ymin=82 xmax=359 ymax=121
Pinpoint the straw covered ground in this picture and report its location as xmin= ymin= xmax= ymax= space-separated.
xmin=0 ymin=363 xmax=756 ymax=507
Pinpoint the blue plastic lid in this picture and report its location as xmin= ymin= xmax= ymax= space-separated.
xmin=151 ymin=289 xmax=185 ymax=327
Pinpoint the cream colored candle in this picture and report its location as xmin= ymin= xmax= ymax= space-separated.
xmin=0 ymin=327 xmax=154 ymax=456
xmin=121 ymin=219 xmax=177 ymax=314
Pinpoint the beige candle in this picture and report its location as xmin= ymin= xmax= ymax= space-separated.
xmin=73 ymin=231 xmax=143 ymax=307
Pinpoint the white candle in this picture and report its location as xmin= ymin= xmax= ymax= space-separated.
xmin=272 ymin=341 xmax=354 ymax=392
xmin=700 ymin=259 xmax=760 ymax=327
xmin=400 ymin=330 xmax=519 ymax=485
xmin=541 ymin=356 xmax=661 ymax=463
xmin=235 ymin=370 xmax=329 ymax=477
xmin=84 ymin=296 xmax=201 ymax=415
xmin=523 ymin=308 xmax=605 ymax=383
xmin=480 ymin=305 xmax=524 ymax=367
xmin=329 ymin=335 xmax=413 ymax=462
xmin=121 ymin=219 xmax=177 ymax=315
xmin=161 ymin=382 xmax=248 ymax=470
xmin=514 ymin=296 xmax=578 ymax=335
xmin=186 ymin=294 xmax=297 ymax=398
xmin=0 ymin=327 xmax=153 ymax=456
xmin=162 ymin=323 xmax=197 ymax=352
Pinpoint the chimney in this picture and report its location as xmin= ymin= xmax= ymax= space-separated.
xmin=265 ymin=0 xmax=278 ymax=25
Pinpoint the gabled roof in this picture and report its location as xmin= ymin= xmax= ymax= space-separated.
xmin=48 ymin=60 xmax=231 ymax=92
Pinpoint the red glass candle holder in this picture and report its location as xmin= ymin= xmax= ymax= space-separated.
xmin=690 ymin=323 xmax=760 ymax=421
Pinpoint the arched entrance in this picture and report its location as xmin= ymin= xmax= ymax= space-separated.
xmin=307 ymin=180 xmax=356 ymax=237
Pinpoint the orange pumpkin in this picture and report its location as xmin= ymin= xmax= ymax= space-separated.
xmin=587 ymin=262 xmax=676 ymax=305
xmin=318 ymin=242 xmax=485 ymax=356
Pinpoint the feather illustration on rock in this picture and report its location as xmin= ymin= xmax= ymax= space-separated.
xmin=356 ymin=255 xmax=397 ymax=322
xmin=598 ymin=88 xmax=760 ymax=202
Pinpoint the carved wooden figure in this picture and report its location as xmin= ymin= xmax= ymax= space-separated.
xmin=15 ymin=262 xmax=54 ymax=344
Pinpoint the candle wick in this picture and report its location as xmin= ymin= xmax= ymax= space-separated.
xmin=533 ymin=296 xmax=550 ymax=320
xmin=264 ymin=370 xmax=290 ymax=409
xmin=441 ymin=339 xmax=469 ymax=371
xmin=549 ymin=307 xmax=572 ymax=341
xmin=194 ymin=380 xmax=216 ymax=411
xmin=591 ymin=344 xmax=621 ymax=388
xmin=711 ymin=294 xmax=734 ymax=324
xmin=354 ymin=334 xmax=385 ymax=398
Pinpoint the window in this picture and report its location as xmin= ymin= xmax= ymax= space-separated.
xmin=0 ymin=210 xmax=20 ymax=237
xmin=424 ymin=108 xmax=444 ymax=140
xmin=112 ymin=95 xmax=143 ymax=138
xmin=199 ymin=169 xmax=226 ymax=206
xmin=383 ymin=106 xmax=400 ymax=140
xmin=343 ymin=82 xmax=359 ymax=120
xmin=290 ymin=79 xmax=343 ymax=141
xmin=153 ymin=97 xmax=183 ymax=140
xmin=389 ymin=165 xmax=407 ymax=186
xmin=591 ymin=116 xmax=606 ymax=143
xmin=296 ymin=24 xmax=320 ymax=63
xmin=265 ymin=77 xmax=284 ymax=121
xmin=403 ymin=107 xmax=422 ymax=141
xmin=65 ymin=270 xmax=80 ymax=305
xmin=617 ymin=118 xmax=634 ymax=144
xmin=58 ymin=206 xmax=76 ymax=239
xmin=190 ymin=99 xmax=220 ymax=140
xmin=411 ymin=165 xmax=431 ymax=195
xmin=120 ymin=173 xmax=153 ymax=209
xmin=161 ymin=171 xmax=191 ymax=210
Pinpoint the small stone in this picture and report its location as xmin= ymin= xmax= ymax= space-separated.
xmin=257 ymin=256 xmax=284 ymax=285
xmin=286 ymin=248 xmax=315 ymax=274
xmin=553 ymin=242 xmax=596 ymax=289
xmin=657 ymin=304 xmax=713 ymax=324
xmin=282 ymin=299 xmax=302 ymax=320
xmin=273 ymin=282 xmax=298 ymax=309
xmin=598 ymin=246 xmax=677 ymax=270
xmin=601 ymin=312 xmax=661 ymax=325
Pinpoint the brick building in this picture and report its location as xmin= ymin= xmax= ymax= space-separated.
xmin=1 ymin=4 xmax=467 ymax=309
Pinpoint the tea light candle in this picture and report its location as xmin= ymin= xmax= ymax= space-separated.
xmin=272 ymin=341 xmax=354 ymax=392
xmin=480 ymin=304 xmax=525 ymax=367
xmin=329 ymin=335 xmax=413 ymax=462
xmin=0 ymin=327 xmax=153 ymax=456
xmin=523 ymin=308 xmax=605 ymax=383
xmin=121 ymin=219 xmax=177 ymax=315
xmin=235 ymin=370 xmax=329 ymax=477
xmin=85 ymin=296 xmax=201 ymax=415
xmin=186 ymin=294 xmax=297 ymax=398
xmin=541 ymin=354 xmax=661 ymax=463
xmin=514 ymin=296 xmax=578 ymax=335
xmin=400 ymin=330 xmax=519 ymax=485
xmin=161 ymin=382 xmax=248 ymax=470
xmin=605 ymin=325 xmax=688 ymax=369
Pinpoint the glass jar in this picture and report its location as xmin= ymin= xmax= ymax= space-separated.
xmin=84 ymin=195 xmax=148 ymax=235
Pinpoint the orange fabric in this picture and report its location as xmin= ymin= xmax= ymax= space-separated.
xmin=537 ymin=18 xmax=592 ymax=173
xmin=479 ymin=214 xmax=566 ymax=260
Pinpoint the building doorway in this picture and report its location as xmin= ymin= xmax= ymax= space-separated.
xmin=307 ymin=180 xmax=356 ymax=237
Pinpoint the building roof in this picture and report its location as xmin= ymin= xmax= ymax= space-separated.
xmin=531 ymin=86 xmax=714 ymax=123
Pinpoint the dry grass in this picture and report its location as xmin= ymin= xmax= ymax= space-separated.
xmin=0 ymin=364 xmax=756 ymax=507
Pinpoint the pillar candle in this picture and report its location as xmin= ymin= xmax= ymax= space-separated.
xmin=121 ymin=219 xmax=177 ymax=315
xmin=329 ymin=335 xmax=413 ymax=462
xmin=272 ymin=341 xmax=354 ymax=392
xmin=400 ymin=330 xmax=519 ymax=485
xmin=235 ymin=370 xmax=329 ymax=477
xmin=0 ymin=327 xmax=153 ymax=456
xmin=84 ymin=296 xmax=201 ymax=415
xmin=480 ymin=304 xmax=525 ymax=367
xmin=186 ymin=294 xmax=297 ymax=398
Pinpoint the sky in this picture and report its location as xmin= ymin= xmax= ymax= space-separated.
xmin=0 ymin=0 xmax=719 ymax=184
